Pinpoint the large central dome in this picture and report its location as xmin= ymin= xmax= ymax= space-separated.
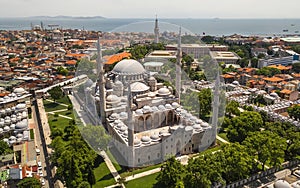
xmin=112 ymin=59 xmax=146 ymax=75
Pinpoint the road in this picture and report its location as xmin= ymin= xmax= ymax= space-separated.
xmin=32 ymin=105 xmax=50 ymax=188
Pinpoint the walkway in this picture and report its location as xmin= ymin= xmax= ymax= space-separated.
xmin=45 ymin=99 xmax=69 ymax=107
xmin=125 ymin=168 xmax=161 ymax=182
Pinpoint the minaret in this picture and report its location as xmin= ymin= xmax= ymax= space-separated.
xmin=127 ymin=82 xmax=135 ymax=167
xmin=175 ymin=27 xmax=182 ymax=101
xmin=154 ymin=15 xmax=159 ymax=43
xmin=127 ymin=83 xmax=134 ymax=147
xmin=211 ymin=73 xmax=220 ymax=145
xmin=97 ymin=37 xmax=106 ymax=125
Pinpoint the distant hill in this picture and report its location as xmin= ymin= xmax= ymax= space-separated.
xmin=28 ymin=15 xmax=106 ymax=19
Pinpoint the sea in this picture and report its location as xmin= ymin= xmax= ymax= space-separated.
xmin=1 ymin=17 xmax=300 ymax=36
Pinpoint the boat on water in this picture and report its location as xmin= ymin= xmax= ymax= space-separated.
xmin=295 ymin=31 xmax=299 ymax=33
xmin=283 ymin=29 xmax=289 ymax=32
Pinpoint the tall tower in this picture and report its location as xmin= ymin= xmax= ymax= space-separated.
xmin=154 ymin=15 xmax=159 ymax=43
xmin=175 ymin=27 xmax=182 ymax=101
xmin=97 ymin=37 xmax=106 ymax=125
xmin=211 ymin=73 xmax=220 ymax=145
xmin=127 ymin=82 xmax=135 ymax=167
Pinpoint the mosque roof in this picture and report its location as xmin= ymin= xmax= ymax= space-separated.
xmin=112 ymin=59 xmax=146 ymax=75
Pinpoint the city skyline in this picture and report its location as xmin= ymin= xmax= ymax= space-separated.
xmin=1 ymin=0 xmax=300 ymax=18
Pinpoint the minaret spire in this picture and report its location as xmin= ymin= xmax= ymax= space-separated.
xmin=176 ymin=27 xmax=182 ymax=102
xmin=211 ymin=72 xmax=220 ymax=145
xmin=97 ymin=37 xmax=106 ymax=125
xmin=154 ymin=15 xmax=159 ymax=43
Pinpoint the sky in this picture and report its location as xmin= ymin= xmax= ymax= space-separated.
xmin=1 ymin=0 xmax=300 ymax=18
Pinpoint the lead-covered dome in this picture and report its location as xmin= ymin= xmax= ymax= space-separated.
xmin=112 ymin=59 xmax=146 ymax=75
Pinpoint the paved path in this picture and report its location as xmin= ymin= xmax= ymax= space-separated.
xmin=45 ymin=99 xmax=69 ymax=107
xmin=46 ymin=109 xmax=68 ymax=113
xmin=125 ymin=168 xmax=160 ymax=182
xmin=47 ymin=112 xmax=73 ymax=120
xmin=216 ymin=135 xmax=229 ymax=144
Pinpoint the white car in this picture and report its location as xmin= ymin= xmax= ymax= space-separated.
xmin=37 ymin=161 xmax=42 ymax=167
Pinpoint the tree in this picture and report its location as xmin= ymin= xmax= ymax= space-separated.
xmin=256 ymin=67 xmax=280 ymax=77
xmin=48 ymin=86 xmax=63 ymax=102
xmin=17 ymin=177 xmax=41 ymax=188
xmin=56 ymin=66 xmax=69 ymax=76
xmin=184 ymin=155 xmax=224 ymax=188
xmin=227 ymin=111 xmax=263 ymax=143
xmin=242 ymin=131 xmax=287 ymax=170
xmin=78 ymin=181 xmax=90 ymax=188
xmin=201 ymin=35 xmax=214 ymax=43
xmin=198 ymin=88 xmax=212 ymax=119
xmin=156 ymin=156 xmax=184 ymax=188
xmin=287 ymin=105 xmax=300 ymax=120
xmin=225 ymin=101 xmax=240 ymax=117
xmin=220 ymin=143 xmax=253 ymax=183
xmin=79 ymin=124 xmax=110 ymax=152
xmin=0 ymin=140 xmax=12 ymax=155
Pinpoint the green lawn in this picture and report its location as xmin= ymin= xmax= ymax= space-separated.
xmin=126 ymin=173 xmax=160 ymax=188
xmin=48 ymin=114 xmax=71 ymax=132
xmin=55 ymin=96 xmax=71 ymax=105
xmin=93 ymin=161 xmax=116 ymax=188
xmin=43 ymin=100 xmax=67 ymax=112
xmin=120 ymin=164 xmax=162 ymax=178
xmin=30 ymin=129 xmax=34 ymax=140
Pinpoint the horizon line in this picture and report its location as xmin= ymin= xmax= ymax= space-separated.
xmin=1 ymin=16 xmax=300 ymax=19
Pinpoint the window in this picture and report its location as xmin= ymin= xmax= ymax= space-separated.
xmin=138 ymin=158 xmax=140 ymax=163
xmin=157 ymin=153 xmax=160 ymax=158
xmin=148 ymin=156 xmax=150 ymax=160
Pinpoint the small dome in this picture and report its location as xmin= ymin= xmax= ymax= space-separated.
xmin=158 ymin=105 xmax=166 ymax=111
xmin=119 ymin=112 xmax=128 ymax=119
xmin=131 ymin=82 xmax=149 ymax=93
xmin=95 ymin=97 xmax=100 ymax=101
xmin=3 ymin=126 xmax=10 ymax=131
xmin=158 ymin=87 xmax=170 ymax=96
xmin=109 ymin=113 xmax=119 ymax=120
xmin=172 ymin=102 xmax=179 ymax=108
xmin=15 ymin=119 xmax=28 ymax=130
xmin=135 ymin=109 xmax=143 ymax=115
xmin=10 ymin=124 xmax=15 ymax=129
xmin=193 ymin=124 xmax=202 ymax=130
xmin=17 ymin=133 xmax=23 ymax=138
xmin=185 ymin=126 xmax=193 ymax=132
xmin=13 ymin=88 xmax=25 ymax=94
xmin=141 ymin=136 xmax=151 ymax=143
xmin=150 ymin=134 xmax=160 ymax=140
xmin=202 ymin=122 xmax=209 ymax=128
xmin=106 ymin=95 xmax=121 ymax=104
xmin=165 ymin=104 xmax=172 ymax=109
xmin=152 ymin=106 xmax=159 ymax=112
xmin=3 ymin=138 xmax=8 ymax=142
xmin=134 ymin=139 xmax=141 ymax=146
xmin=0 ymin=128 xmax=3 ymax=133
xmin=274 ymin=180 xmax=291 ymax=188
xmin=16 ymin=103 xmax=26 ymax=110
xmin=142 ymin=106 xmax=152 ymax=113
xmin=232 ymin=81 xmax=240 ymax=85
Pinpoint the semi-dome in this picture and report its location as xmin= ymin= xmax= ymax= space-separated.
xmin=13 ymin=88 xmax=25 ymax=94
xmin=16 ymin=103 xmax=26 ymax=110
xmin=112 ymin=59 xmax=146 ymax=75
xmin=106 ymin=95 xmax=121 ymax=104
xmin=158 ymin=87 xmax=170 ymax=96
xmin=15 ymin=119 xmax=28 ymax=130
xmin=150 ymin=134 xmax=160 ymax=141
xmin=274 ymin=180 xmax=291 ymax=188
xmin=130 ymin=82 xmax=149 ymax=93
